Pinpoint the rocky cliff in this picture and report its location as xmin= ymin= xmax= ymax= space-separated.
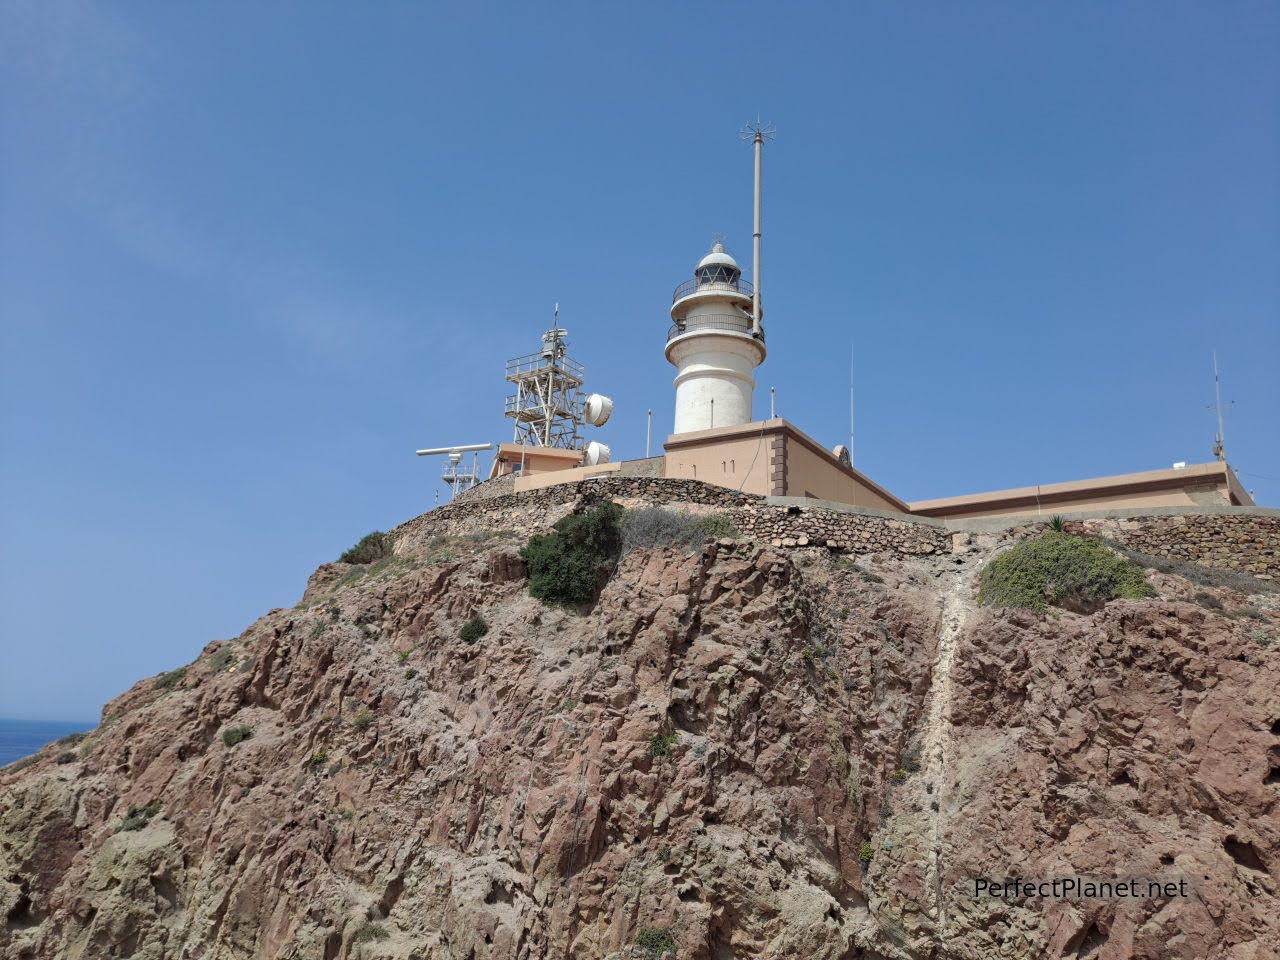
xmin=2 ymin=496 xmax=1279 ymax=960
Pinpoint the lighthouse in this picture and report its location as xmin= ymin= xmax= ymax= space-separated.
xmin=665 ymin=122 xmax=771 ymax=435
xmin=665 ymin=241 xmax=767 ymax=433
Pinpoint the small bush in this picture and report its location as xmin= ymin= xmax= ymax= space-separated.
xmin=306 ymin=750 xmax=329 ymax=772
xmin=649 ymin=733 xmax=678 ymax=759
xmin=354 ymin=921 xmax=390 ymax=943
xmin=459 ymin=616 xmax=489 ymax=644
xmin=350 ymin=710 xmax=375 ymax=732
xmin=858 ymin=568 xmax=884 ymax=584
xmin=339 ymin=531 xmax=391 ymax=565
xmin=403 ymin=668 xmax=418 ymax=680
xmin=635 ymin=927 xmax=677 ymax=958
xmin=55 ymin=751 xmax=77 ymax=764
xmin=522 ymin=502 xmax=624 ymax=605
xmin=621 ymin=507 xmax=738 ymax=554
xmin=890 ymin=769 xmax=908 ymax=783
xmin=6 ymin=756 xmax=37 ymax=773
xmin=859 ymin=841 xmax=875 ymax=866
xmin=117 ymin=799 xmax=161 ymax=833
xmin=222 ymin=725 xmax=252 ymax=747
xmin=1048 ymin=515 xmax=1066 ymax=532
xmin=56 ymin=732 xmax=88 ymax=747
xmin=208 ymin=646 xmax=236 ymax=672
xmin=978 ymin=532 xmax=1153 ymax=613
xmin=154 ymin=668 xmax=186 ymax=690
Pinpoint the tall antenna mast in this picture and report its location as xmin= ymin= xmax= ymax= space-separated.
xmin=849 ymin=343 xmax=856 ymax=468
xmin=1212 ymin=350 xmax=1226 ymax=461
xmin=740 ymin=117 xmax=775 ymax=337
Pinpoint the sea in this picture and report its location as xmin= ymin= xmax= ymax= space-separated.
xmin=0 ymin=717 xmax=96 ymax=767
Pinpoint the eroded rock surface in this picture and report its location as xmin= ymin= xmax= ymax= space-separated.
xmin=2 ymin=519 xmax=1278 ymax=959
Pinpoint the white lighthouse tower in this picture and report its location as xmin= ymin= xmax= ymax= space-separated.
xmin=665 ymin=122 xmax=772 ymax=435
xmin=665 ymin=242 xmax=766 ymax=433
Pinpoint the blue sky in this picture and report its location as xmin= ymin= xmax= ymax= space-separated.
xmin=2 ymin=2 xmax=1277 ymax=721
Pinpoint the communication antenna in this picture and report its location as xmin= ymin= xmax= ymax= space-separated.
xmin=415 ymin=443 xmax=494 ymax=501
xmin=740 ymin=117 xmax=775 ymax=337
xmin=1209 ymin=351 xmax=1231 ymax=462
xmin=503 ymin=306 xmax=612 ymax=448
xmin=849 ymin=342 xmax=856 ymax=468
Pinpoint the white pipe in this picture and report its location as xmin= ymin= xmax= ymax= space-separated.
xmin=646 ymin=409 xmax=652 ymax=457
xmin=752 ymin=131 xmax=763 ymax=336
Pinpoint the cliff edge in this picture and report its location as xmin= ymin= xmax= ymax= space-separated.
xmin=2 ymin=486 xmax=1278 ymax=959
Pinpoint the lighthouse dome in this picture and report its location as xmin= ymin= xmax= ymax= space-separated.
xmin=694 ymin=241 xmax=741 ymax=285
xmin=696 ymin=241 xmax=739 ymax=272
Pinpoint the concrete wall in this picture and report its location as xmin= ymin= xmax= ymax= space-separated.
xmin=662 ymin=418 xmax=905 ymax=509
xmin=910 ymin=462 xmax=1250 ymax=519
xmin=783 ymin=431 xmax=904 ymax=511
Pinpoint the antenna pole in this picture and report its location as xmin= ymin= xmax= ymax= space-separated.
xmin=849 ymin=343 xmax=856 ymax=468
xmin=770 ymin=386 xmax=775 ymax=419
xmin=741 ymin=118 xmax=774 ymax=337
xmin=752 ymin=130 xmax=763 ymax=337
xmin=646 ymin=409 xmax=652 ymax=458
xmin=1212 ymin=351 xmax=1226 ymax=461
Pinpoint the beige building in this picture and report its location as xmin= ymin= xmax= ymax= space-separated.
xmin=909 ymin=460 xmax=1253 ymax=519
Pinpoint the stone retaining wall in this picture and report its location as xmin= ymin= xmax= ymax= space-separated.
xmin=732 ymin=502 xmax=950 ymax=555
xmin=1077 ymin=512 xmax=1279 ymax=579
xmin=395 ymin=476 xmax=1278 ymax=577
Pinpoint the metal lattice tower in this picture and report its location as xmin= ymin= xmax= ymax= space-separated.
xmin=504 ymin=316 xmax=586 ymax=448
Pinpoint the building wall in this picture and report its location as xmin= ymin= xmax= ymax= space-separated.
xmin=783 ymin=435 xmax=904 ymax=511
xmin=910 ymin=462 xmax=1249 ymax=520
xmin=661 ymin=419 xmax=907 ymax=510
xmin=663 ymin=426 xmax=776 ymax=496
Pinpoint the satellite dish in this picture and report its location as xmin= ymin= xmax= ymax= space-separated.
xmin=832 ymin=444 xmax=851 ymax=467
xmin=583 ymin=393 xmax=613 ymax=427
xmin=584 ymin=441 xmax=612 ymax=466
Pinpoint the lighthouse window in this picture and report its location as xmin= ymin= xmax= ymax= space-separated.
xmin=696 ymin=265 xmax=739 ymax=285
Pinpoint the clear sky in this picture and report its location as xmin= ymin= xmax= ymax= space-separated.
xmin=2 ymin=2 xmax=1277 ymax=722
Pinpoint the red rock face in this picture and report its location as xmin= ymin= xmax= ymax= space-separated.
xmin=1 ymin=526 xmax=1277 ymax=960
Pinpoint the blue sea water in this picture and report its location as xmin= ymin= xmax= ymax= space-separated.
xmin=0 ymin=717 xmax=95 ymax=767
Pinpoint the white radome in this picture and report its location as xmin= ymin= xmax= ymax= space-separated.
xmin=584 ymin=440 xmax=612 ymax=466
xmin=583 ymin=393 xmax=613 ymax=427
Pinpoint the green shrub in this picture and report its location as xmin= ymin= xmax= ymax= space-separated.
xmin=649 ymin=733 xmax=678 ymax=759
xmin=635 ymin=927 xmax=677 ymax=958
xmin=222 ymin=725 xmax=252 ymax=747
xmin=350 ymin=710 xmax=375 ymax=732
xmin=117 ymin=799 xmax=161 ymax=833
xmin=6 ymin=756 xmax=37 ymax=773
xmin=339 ymin=531 xmax=391 ymax=565
xmin=403 ymin=668 xmax=418 ymax=680
xmin=890 ymin=769 xmax=908 ymax=783
xmin=621 ymin=507 xmax=738 ymax=554
xmin=459 ymin=616 xmax=489 ymax=643
xmin=55 ymin=751 xmax=77 ymax=764
xmin=978 ymin=532 xmax=1153 ymax=613
xmin=1048 ymin=514 xmax=1066 ymax=532
xmin=208 ymin=646 xmax=236 ymax=672
xmin=354 ymin=921 xmax=390 ymax=943
xmin=154 ymin=668 xmax=186 ymax=690
xmin=859 ymin=841 xmax=875 ymax=866
xmin=522 ymin=502 xmax=624 ymax=605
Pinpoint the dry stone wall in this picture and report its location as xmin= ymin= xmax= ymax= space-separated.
xmin=396 ymin=476 xmax=1279 ymax=576
xmin=1077 ymin=512 xmax=1279 ymax=578
xmin=732 ymin=502 xmax=950 ymax=555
